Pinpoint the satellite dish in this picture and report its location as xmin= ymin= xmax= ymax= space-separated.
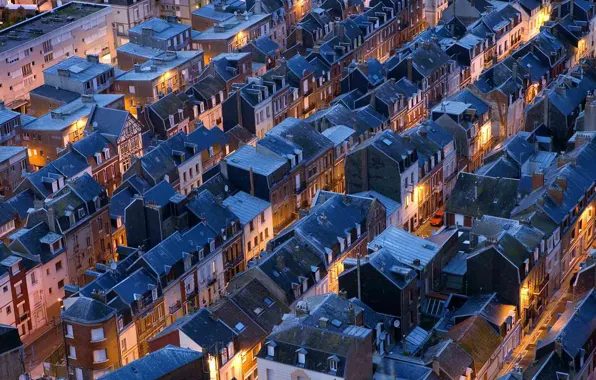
xmin=224 ymin=185 xmax=229 ymax=192
xmin=394 ymin=319 xmax=400 ymax=328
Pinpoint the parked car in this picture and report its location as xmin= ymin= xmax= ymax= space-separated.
xmin=430 ymin=210 xmax=444 ymax=226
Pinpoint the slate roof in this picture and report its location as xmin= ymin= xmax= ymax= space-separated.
xmin=262 ymin=117 xmax=333 ymax=162
xmin=186 ymin=189 xmax=239 ymax=232
xmin=321 ymin=125 xmax=357 ymax=146
xmin=225 ymin=145 xmax=287 ymax=176
xmin=368 ymin=226 xmax=440 ymax=269
xmin=187 ymin=125 xmax=228 ymax=153
xmin=0 ymin=201 xmax=17 ymax=227
xmin=447 ymin=315 xmax=502 ymax=374
xmin=538 ymin=289 xmax=596 ymax=358
xmin=62 ymin=296 xmax=116 ymax=324
xmin=29 ymin=84 xmax=79 ymax=103
xmin=44 ymin=56 xmax=113 ymax=83
xmin=139 ymin=232 xmax=194 ymax=276
xmin=222 ymin=191 xmax=270 ymax=225
xmin=72 ymin=131 xmax=115 ymax=158
xmin=409 ymin=41 xmax=452 ymax=78
xmin=152 ymin=308 xmax=236 ymax=350
xmin=446 ymin=173 xmax=520 ymax=219
xmin=129 ymin=18 xmax=190 ymax=40
xmin=423 ymin=339 xmax=474 ymax=380
xmin=88 ymin=107 xmax=131 ymax=138
xmin=353 ymin=190 xmax=400 ymax=217
xmin=98 ymin=345 xmax=203 ymax=380
xmin=7 ymin=190 xmax=35 ymax=219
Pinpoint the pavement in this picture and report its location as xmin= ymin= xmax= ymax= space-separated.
xmin=23 ymin=323 xmax=63 ymax=376
xmin=414 ymin=218 xmax=442 ymax=237
xmin=497 ymin=255 xmax=583 ymax=377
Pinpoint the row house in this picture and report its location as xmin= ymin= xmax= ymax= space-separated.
xmin=20 ymin=95 xmax=124 ymax=170
xmin=403 ymin=121 xmax=457 ymax=222
xmin=525 ymin=289 xmax=596 ymax=380
xmin=222 ymin=79 xmax=277 ymax=139
xmin=0 ymin=147 xmax=28 ymax=199
xmin=138 ymin=92 xmax=195 ymax=139
xmin=320 ymin=0 xmax=364 ymax=19
xmin=257 ymin=294 xmax=383 ymax=380
xmin=29 ymin=55 xmax=116 ymax=117
xmin=524 ymin=64 xmax=596 ymax=151
xmin=373 ymin=0 xmax=426 ymax=45
xmin=321 ymin=125 xmax=358 ymax=194
xmin=512 ymin=139 xmax=596 ymax=294
xmin=467 ymin=215 xmax=550 ymax=329
xmin=199 ymin=52 xmax=254 ymax=94
xmin=432 ymin=89 xmax=493 ymax=172
xmin=515 ymin=0 xmax=552 ymax=43
xmin=222 ymin=191 xmax=273 ymax=264
xmin=345 ymin=129 xmax=420 ymax=232
xmin=385 ymin=40 xmax=459 ymax=111
xmin=261 ymin=64 xmax=302 ymax=125
xmin=0 ymin=2 xmax=115 ymax=112
xmin=473 ymin=4 xmax=523 ymax=62
xmin=307 ymin=101 xmax=384 ymax=138
xmin=286 ymin=54 xmax=334 ymax=118
xmin=265 ymin=191 xmax=387 ymax=296
xmin=240 ymin=35 xmax=282 ymax=71
xmin=113 ymin=50 xmax=205 ymax=116
xmin=185 ymin=75 xmax=227 ymax=130
xmin=471 ymin=58 xmax=529 ymax=140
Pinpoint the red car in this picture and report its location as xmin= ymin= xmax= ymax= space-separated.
xmin=430 ymin=210 xmax=444 ymax=227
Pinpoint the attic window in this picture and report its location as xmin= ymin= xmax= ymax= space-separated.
xmin=330 ymin=319 xmax=342 ymax=328
xmin=77 ymin=208 xmax=86 ymax=219
xmin=296 ymin=348 xmax=307 ymax=365
xmin=151 ymin=288 xmax=158 ymax=301
xmin=329 ymin=356 xmax=339 ymax=372
xmin=267 ymin=342 xmax=276 ymax=357
xmin=235 ymin=322 xmax=246 ymax=332
xmin=264 ymin=297 xmax=275 ymax=307
xmin=254 ymin=307 xmax=264 ymax=315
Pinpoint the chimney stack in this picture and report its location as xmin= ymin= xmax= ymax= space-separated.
xmin=532 ymin=170 xmax=545 ymax=190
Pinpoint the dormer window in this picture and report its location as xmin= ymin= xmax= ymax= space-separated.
xmin=296 ymin=348 xmax=307 ymax=365
xmin=346 ymin=232 xmax=351 ymax=246
xmin=338 ymin=237 xmax=345 ymax=252
xmin=199 ymin=249 xmax=204 ymax=260
xmin=94 ymin=152 xmax=103 ymax=164
xmin=103 ymin=148 xmax=110 ymax=160
xmin=301 ymin=277 xmax=308 ymax=293
xmin=329 ymin=355 xmax=339 ymax=372
xmin=78 ymin=208 xmax=86 ymax=219
xmin=94 ymin=196 xmax=101 ymax=210
xmin=151 ymin=287 xmax=158 ymax=301
xmin=169 ymin=114 xmax=175 ymax=128
xmin=356 ymin=223 xmax=361 ymax=237
xmin=326 ymin=249 xmax=333 ymax=264
xmin=312 ymin=266 xmax=320 ymax=282
xmin=184 ymin=253 xmax=192 ymax=271
xmin=209 ymin=239 xmax=215 ymax=252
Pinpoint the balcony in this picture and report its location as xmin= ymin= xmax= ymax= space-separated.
xmin=169 ymin=300 xmax=182 ymax=315
xmin=225 ymin=254 xmax=244 ymax=270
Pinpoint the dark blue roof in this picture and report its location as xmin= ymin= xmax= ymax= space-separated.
xmin=143 ymin=181 xmax=177 ymax=208
xmin=187 ymin=125 xmax=228 ymax=152
xmin=450 ymin=88 xmax=490 ymax=116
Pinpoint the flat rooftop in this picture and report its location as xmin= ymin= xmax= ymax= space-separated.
xmin=44 ymin=56 xmax=113 ymax=83
xmin=23 ymin=94 xmax=124 ymax=132
xmin=0 ymin=2 xmax=110 ymax=54
xmin=115 ymin=50 xmax=203 ymax=81
xmin=117 ymin=43 xmax=173 ymax=59
xmin=194 ymin=13 xmax=269 ymax=41
xmin=0 ymin=146 xmax=26 ymax=163
xmin=129 ymin=18 xmax=190 ymax=40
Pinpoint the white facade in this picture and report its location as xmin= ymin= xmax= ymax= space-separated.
xmin=26 ymin=266 xmax=47 ymax=332
xmin=424 ymin=0 xmax=448 ymax=27
xmin=178 ymin=154 xmax=203 ymax=195
xmin=41 ymin=252 xmax=69 ymax=323
xmin=119 ymin=322 xmax=139 ymax=366
xmin=255 ymin=100 xmax=274 ymax=140
xmin=0 ymin=271 xmax=15 ymax=326
xmin=196 ymin=251 xmax=224 ymax=308
xmin=111 ymin=0 xmax=158 ymax=48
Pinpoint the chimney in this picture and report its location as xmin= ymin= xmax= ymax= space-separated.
xmin=318 ymin=317 xmax=329 ymax=328
xmin=370 ymin=88 xmax=376 ymax=110
xmin=254 ymin=0 xmax=262 ymax=14
xmin=134 ymin=64 xmax=142 ymax=73
xmin=0 ymin=100 xmax=5 ymax=110
xmin=407 ymin=57 xmax=413 ymax=81
xmin=432 ymin=359 xmax=440 ymax=376
xmin=555 ymin=176 xmax=567 ymax=191
xmin=86 ymin=54 xmax=100 ymax=64
xmin=335 ymin=22 xmax=345 ymax=39
xmin=347 ymin=303 xmax=356 ymax=325
xmin=532 ymin=170 xmax=544 ymax=190
xmin=81 ymin=94 xmax=95 ymax=103
xmin=249 ymin=167 xmax=255 ymax=196
xmin=47 ymin=207 xmax=56 ymax=233
xmin=547 ymin=185 xmax=564 ymax=205
xmin=338 ymin=289 xmax=348 ymax=300
xmin=512 ymin=63 xmax=518 ymax=79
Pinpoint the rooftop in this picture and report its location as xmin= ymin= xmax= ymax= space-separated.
xmin=193 ymin=13 xmax=270 ymax=41
xmin=225 ymin=145 xmax=287 ymax=176
xmin=43 ymin=56 xmax=113 ymax=83
xmin=116 ymin=51 xmax=203 ymax=81
xmin=23 ymin=95 xmax=124 ymax=132
xmin=368 ymin=226 xmax=440 ymax=269
xmin=0 ymin=146 xmax=26 ymax=163
xmin=0 ymin=2 xmax=110 ymax=54
xmin=129 ymin=18 xmax=190 ymax=40
xmin=222 ymin=191 xmax=270 ymax=225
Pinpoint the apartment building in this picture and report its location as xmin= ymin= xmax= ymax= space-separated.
xmin=0 ymin=146 xmax=28 ymax=198
xmin=113 ymin=50 xmax=204 ymax=115
xmin=0 ymin=101 xmax=35 ymax=146
xmin=0 ymin=2 xmax=115 ymax=111
xmin=128 ymin=17 xmax=191 ymax=51
xmin=29 ymin=54 xmax=116 ymax=116
xmin=96 ymin=0 xmax=159 ymax=48
xmin=22 ymin=94 xmax=124 ymax=170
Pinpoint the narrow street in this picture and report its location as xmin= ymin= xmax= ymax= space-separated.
xmin=497 ymin=256 xmax=583 ymax=376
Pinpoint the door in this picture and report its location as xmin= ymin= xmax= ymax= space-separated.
xmin=75 ymin=368 xmax=83 ymax=380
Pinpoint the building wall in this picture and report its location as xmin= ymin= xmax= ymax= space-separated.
xmin=113 ymin=0 xmax=160 ymax=48
xmin=65 ymin=316 xmax=119 ymax=380
xmin=243 ymin=205 xmax=273 ymax=264
xmin=42 ymin=251 xmax=68 ymax=323
xmin=257 ymin=358 xmax=348 ymax=380
xmin=25 ymin=265 xmax=47 ymax=333
xmin=0 ymin=149 xmax=27 ymax=198
xmin=0 ymin=272 xmax=15 ymax=326
xmin=119 ymin=320 xmax=139 ymax=366
xmin=0 ymin=4 xmax=115 ymax=107
xmin=0 ymin=345 xmax=25 ymax=380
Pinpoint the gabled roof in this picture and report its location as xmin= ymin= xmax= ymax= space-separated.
xmin=222 ymin=191 xmax=270 ymax=225
xmin=447 ymin=315 xmax=503 ymax=373
xmin=422 ymin=339 xmax=474 ymax=380
xmin=62 ymin=296 xmax=116 ymax=324
xmin=368 ymin=226 xmax=440 ymax=269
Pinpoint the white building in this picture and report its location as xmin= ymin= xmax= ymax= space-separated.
xmin=223 ymin=191 xmax=273 ymax=264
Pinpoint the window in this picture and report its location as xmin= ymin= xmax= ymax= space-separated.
xmin=329 ymin=358 xmax=338 ymax=372
xmin=5 ymin=306 xmax=11 ymax=315
xmin=15 ymin=282 xmax=22 ymax=296
xmin=2 ymin=286 xmax=7 ymax=293
xmin=91 ymin=327 xmax=105 ymax=342
xmin=66 ymin=324 xmax=74 ymax=338
xmin=249 ymin=220 xmax=254 ymax=232
xmin=58 ymin=280 xmax=65 ymax=289
xmin=121 ymin=338 xmax=127 ymax=351
xmin=55 ymin=261 xmax=63 ymax=271
xmin=128 ymin=85 xmax=136 ymax=94
xmin=235 ymin=322 xmax=245 ymax=332
xmin=297 ymin=349 xmax=306 ymax=364
xmin=31 ymin=272 xmax=37 ymax=284
xmin=69 ymin=345 xmax=77 ymax=359
xmin=93 ymin=349 xmax=107 ymax=363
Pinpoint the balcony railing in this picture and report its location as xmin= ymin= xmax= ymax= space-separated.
xmin=169 ymin=300 xmax=182 ymax=315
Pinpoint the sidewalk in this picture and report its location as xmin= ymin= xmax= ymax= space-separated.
xmin=22 ymin=321 xmax=58 ymax=347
